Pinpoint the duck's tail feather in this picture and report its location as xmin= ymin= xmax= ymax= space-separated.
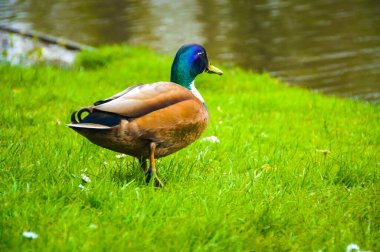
xmin=69 ymin=107 xmax=122 ymax=127
xmin=67 ymin=123 xmax=112 ymax=130
xmin=71 ymin=107 xmax=92 ymax=124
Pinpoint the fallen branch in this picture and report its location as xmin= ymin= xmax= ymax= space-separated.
xmin=0 ymin=25 xmax=93 ymax=51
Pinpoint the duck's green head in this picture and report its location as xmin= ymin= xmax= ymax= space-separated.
xmin=171 ymin=44 xmax=223 ymax=90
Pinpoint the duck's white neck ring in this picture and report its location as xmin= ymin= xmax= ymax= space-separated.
xmin=189 ymin=81 xmax=205 ymax=103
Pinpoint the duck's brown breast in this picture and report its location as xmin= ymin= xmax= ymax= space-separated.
xmin=122 ymin=98 xmax=209 ymax=158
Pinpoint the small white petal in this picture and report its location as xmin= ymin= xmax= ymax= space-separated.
xmin=260 ymin=132 xmax=269 ymax=138
xmin=116 ymin=154 xmax=127 ymax=159
xmin=89 ymin=223 xmax=97 ymax=229
xmin=201 ymin=136 xmax=220 ymax=143
xmin=78 ymin=184 xmax=88 ymax=191
xmin=22 ymin=231 xmax=38 ymax=239
xmin=81 ymin=174 xmax=91 ymax=184
xmin=346 ymin=243 xmax=360 ymax=252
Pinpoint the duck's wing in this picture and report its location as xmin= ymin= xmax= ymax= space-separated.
xmin=93 ymin=82 xmax=195 ymax=118
xmin=93 ymin=84 xmax=144 ymax=106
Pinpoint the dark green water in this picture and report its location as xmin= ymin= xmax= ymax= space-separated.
xmin=1 ymin=0 xmax=379 ymax=102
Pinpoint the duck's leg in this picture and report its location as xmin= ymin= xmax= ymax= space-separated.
xmin=146 ymin=142 xmax=164 ymax=187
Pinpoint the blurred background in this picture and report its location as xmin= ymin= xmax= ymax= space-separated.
xmin=1 ymin=0 xmax=379 ymax=102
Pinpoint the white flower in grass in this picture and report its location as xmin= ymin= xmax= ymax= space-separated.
xmin=81 ymin=174 xmax=91 ymax=184
xmin=78 ymin=184 xmax=89 ymax=191
xmin=260 ymin=132 xmax=269 ymax=138
xmin=22 ymin=231 xmax=38 ymax=239
xmin=88 ymin=223 xmax=97 ymax=229
xmin=346 ymin=243 xmax=361 ymax=252
xmin=116 ymin=154 xmax=127 ymax=159
xmin=201 ymin=136 xmax=220 ymax=143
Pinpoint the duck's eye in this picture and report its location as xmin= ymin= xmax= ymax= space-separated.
xmin=197 ymin=51 xmax=204 ymax=56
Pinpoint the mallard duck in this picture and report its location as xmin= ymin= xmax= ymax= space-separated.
xmin=68 ymin=44 xmax=223 ymax=186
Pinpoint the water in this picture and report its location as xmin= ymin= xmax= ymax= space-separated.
xmin=0 ymin=31 xmax=76 ymax=65
xmin=1 ymin=0 xmax=379 ymax=102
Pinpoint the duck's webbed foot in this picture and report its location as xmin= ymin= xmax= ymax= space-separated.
xmin=146 ymin=142 xmax=164 ymax=187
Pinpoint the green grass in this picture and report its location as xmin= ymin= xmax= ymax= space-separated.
xmin=0 ymin=45 xmax=379 ymax=251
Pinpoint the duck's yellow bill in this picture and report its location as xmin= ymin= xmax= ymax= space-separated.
xmin=206 ymin=64 xmax=223 ymax=75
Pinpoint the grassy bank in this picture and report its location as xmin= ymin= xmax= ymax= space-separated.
xmin=0 ymin=45 xmax=379 ymax=251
